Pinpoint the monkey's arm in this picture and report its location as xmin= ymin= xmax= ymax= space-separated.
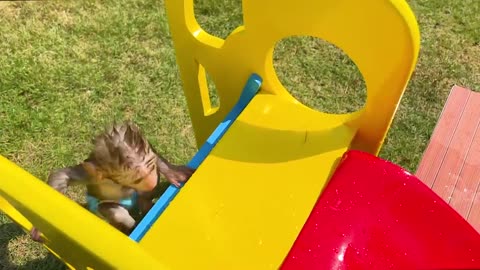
xmin=30 ymin=164 xmax=89 ymax=242
xmin=151 ymin=146 xmax=195 ymax=187
xmin=156 ymin=155 xmax=194 ymax=187
xmin=47 ymin=164 xmax=89 ymax=194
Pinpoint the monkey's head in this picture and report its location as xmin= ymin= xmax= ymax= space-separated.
xmin=82 ymin=121 xmax=158 ymax=192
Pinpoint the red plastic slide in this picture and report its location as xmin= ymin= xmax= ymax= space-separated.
xmin=281 ymin=150 xmax=480 ymax=269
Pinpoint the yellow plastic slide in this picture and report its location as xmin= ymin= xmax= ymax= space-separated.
xmin=0 ymin=0 xmax=419 ymax=269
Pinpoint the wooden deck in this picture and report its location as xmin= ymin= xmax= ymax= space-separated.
xmin=416 ymin=85 xmax=480 ymax=232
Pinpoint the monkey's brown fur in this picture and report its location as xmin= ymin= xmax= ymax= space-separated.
xmin=30 ymin=121 xmax=195 ymax=242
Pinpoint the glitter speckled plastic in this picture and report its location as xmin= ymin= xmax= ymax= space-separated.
xmin=281 ymin=150 xmax=480 ymax=270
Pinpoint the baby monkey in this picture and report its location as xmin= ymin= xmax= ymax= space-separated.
xmin=30 ymin=121 xmax=194 ymax=242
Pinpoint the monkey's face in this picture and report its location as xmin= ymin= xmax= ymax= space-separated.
xmin=89 ymin=121 xmax=159 ymax=192
xmin=125 ymin=163 xmax=158 ymax=192
xmin=106 ymin=162 xmax=159 ymax=192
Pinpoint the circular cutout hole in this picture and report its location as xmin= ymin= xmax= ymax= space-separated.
xmin=273 ymin=36 xmax=366 ymax=114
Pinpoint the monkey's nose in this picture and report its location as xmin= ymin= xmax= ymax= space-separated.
xmin=140 ymin=174 xmax=158 ymax=191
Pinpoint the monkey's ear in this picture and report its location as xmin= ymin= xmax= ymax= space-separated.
xmin=82 ymin=161 xmax=104 ymax=181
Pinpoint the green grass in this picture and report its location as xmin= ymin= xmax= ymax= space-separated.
xmin=0 ymin=0 xmax=478 ymax=268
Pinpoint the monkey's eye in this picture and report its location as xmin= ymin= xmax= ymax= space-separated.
xmin=133 ymin=177 xmax=143 ymax=184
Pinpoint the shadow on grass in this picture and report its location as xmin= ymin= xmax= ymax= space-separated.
xmin=0 ymin=222 xmax=66 ymax=270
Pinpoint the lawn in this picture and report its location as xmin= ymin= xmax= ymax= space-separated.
xmin=0 ymin=0 xmax=478 ymax=269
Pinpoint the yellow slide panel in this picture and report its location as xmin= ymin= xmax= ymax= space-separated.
xmin=140 ymin=93 xmax=358 ymax=269
xmin=0 ymin=156 xmax=168 ymax=270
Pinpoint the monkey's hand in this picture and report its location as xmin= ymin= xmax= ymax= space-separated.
xmin=30 ymin=227 xmax=45 ymax=243
xmin=164 ymin=165 xmax=195 ymax=188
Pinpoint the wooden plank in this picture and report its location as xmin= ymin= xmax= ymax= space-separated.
xmin=431 ymin=89 xmax=480 ymax=202
xmin=468 ymin=186 xmax=480 ymax=232
xmin=449 ymin=93 xmax=480 ymax=218
xmin=416 ymin=86 xmax=470 ymax=187
xmin=416 ymin=85 xmax=480 ymax=231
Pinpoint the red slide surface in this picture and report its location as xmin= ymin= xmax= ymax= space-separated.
xmin=281 ymin=150 xmax=480 ymax=270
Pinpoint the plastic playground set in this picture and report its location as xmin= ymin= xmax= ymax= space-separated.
xmin=1 ymin=0 xmax=480 ymax=269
